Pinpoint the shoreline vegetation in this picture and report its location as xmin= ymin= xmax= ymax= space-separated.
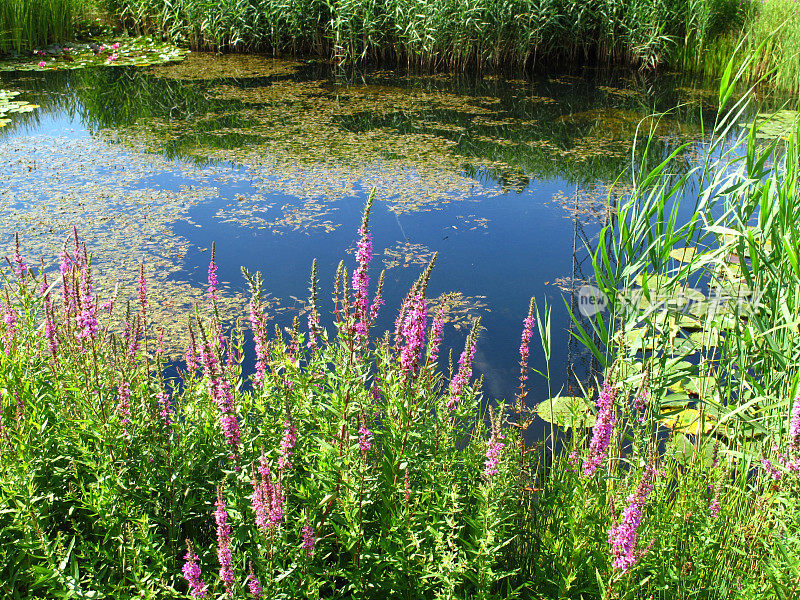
xmin=2 ymin=62 xmax=800 ymax=594
xmin=0 ymin=0 xmax=799 ymax=91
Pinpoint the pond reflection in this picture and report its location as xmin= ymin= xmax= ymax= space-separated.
xmin=0 ymin=54 xmax=748 ymax=405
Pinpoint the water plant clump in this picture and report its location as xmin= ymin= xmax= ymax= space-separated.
xmin=0 ymin=0 xmax=81 ymax=53
xmin=0 ymin=89 xmax=38 ymax=127
xmin=0 ymin=37 xmax=187 ymax=72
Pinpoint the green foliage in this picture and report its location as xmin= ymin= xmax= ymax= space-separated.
xmin=0 ymin=219 xmax=525 ymax=598
xmin=538 ymin=57 xmax=800 ymax=598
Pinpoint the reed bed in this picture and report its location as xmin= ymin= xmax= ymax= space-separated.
xmin=0 ymin=0 xmax=84 ymax=53
xmin=104 ymin=0 xmax=743 ymax=71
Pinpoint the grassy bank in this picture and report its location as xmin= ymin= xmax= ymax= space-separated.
xmin=697 ymin=0 xmax=800 ymax=93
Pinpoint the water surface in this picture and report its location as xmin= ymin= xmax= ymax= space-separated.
xmin=0 ymin=54 xmax=745 ymax=404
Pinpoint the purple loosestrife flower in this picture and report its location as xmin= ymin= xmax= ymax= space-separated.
xmin=761 ymin=458 xmax=782 ymax=481
xmin=117 ymin=382 xmax=131 ymax=427
xmin=200 ymin=338 xmax=241 ymax=456
xmin=369 ymin=271 xmax=385 ymax=325
xmin=12 ymin=234 xmax=27 ymax=278
xmin=278 ymin=420 xmax=297 ymax=471
xmin=157 ymin=391 xmax=172 ymax=429
xmin=634 ymin=390 xmax=649 ymax=423
xmin=74 ymin=259 xmax=99 ymax=341
xmin=182 ymin=542 xmax=208 ymax=598
xmin=248 ymin=562 xmax=262 ymax=598
xmin=484 ymin=433 xmax=505 ymax=478
xmin=76 ymin=304 xmax=99 ymax=340
xmin=352 ymin=225 xmax=372 ymax=336
xmin=350 ymin=195 xmax=375 ymax=341
xmin=484 ymin=406 xmax=506 ymax=478
xmin=709 ymin=494 xmax=720 ymax=518
xmin=252 ymin=448 xmax=284 ymax=531
xmin=427 ymin=304 xmax=445 ymax=363
xmin=447 ymin=333 xmax=477 ymax=411
xmin=301 ymin=521 xmax=316 ymax=557
xmin=358 ymin=424 xmax=372 ymax=454
xmin=155 ymin=328 xmax=165 ymax=358
xmin=215 ymin=487 xmax=235 ymax=593
xmin=248 ymin=300 xmax=269 ymax=387
xmin=2 ymin=301 xmax=17 ymax=356
xmin=251 ymin=465 xmax=269 ymax=531
xmin=790 ymin=396 xmax=800 ymax=453
xmin=607 ymin=462 xmax=657 ymax=572
xmin=186 ymin=325 xmax=200 ymax=370
xmin=207 ymin=246 xmax=219 ymax=305
xmin=307 ymin=309 xmax=320 ymax=349
xmin=400 ymin=294 xmax=427 ymax=375
xmin=517 ymin=307 xmax=535 ymax=389
xmin=58 ymin=242 xmax=79 ymax=319
xmin=514 ymin=299 xmax=536 ymax=414
xmin=583 ymin=379 xmax=617 ymax=477
xmin=137 ymin=264 xmax=147 ymax=313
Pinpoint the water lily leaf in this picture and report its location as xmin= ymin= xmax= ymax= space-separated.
xmin=668 ymin=433 xmax=696 ymax=465
xmin=688 ymin=329 xmax=723 ymax=348
xmin=659 ymin=408 xmax=716 ymax=435
xmin=682 ymin=376 xmax=718 ymax=399
xmin=669 ymin=247 xmax=699 ymax=263
xmin=535 ymin=395 xmax=596 ymax=429
xmin=635 ymin=272 xmax=671 ymax=290
xmin=614 ymin=327 xmax=658 ymax=352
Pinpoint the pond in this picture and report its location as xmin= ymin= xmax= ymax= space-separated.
xmin=0 ymin=52 xmax=754 ymax=405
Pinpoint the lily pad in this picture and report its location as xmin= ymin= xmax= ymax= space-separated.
xmin=659 ymin=407 xmax=716 ymax=435
xmin=0 ymin=89 xmax=38 ymax=127
xmin=667 ymin=433 xmax=697 ymax=465
xmin=535 ymin=395 xmax=596 ymax=429
xmin=688 ymin=329 xmax=723 ymax=349
xmin=669 ymin=247 xmax=700 ymax=263
xmin=742 ymin=109 xmax=799 ymax=141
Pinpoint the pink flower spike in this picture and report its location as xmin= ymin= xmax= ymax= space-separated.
xmin=608 ymin=462 xmax=657 ymax=572
xmin=107 ymin=53 xmax=118 ymax=62
xmin=215 ymin=487 xmax=235 ymax=593
xmin=301 ymin=521 xmax=316 ymax=557
xmin=789 ymin=395 xmax=800 ymax=452
xmin=38 ymin=61 xmax=46 ymax=68
xmin=111 ymin=42 xmax=120 ymax=50
xmin=582 ymin=379 xmax=617 ymax=477
xmin=181 ymin=543 xmax=208 ymax=598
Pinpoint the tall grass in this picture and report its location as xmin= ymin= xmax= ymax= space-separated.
xmin=0 ymin=0 xmax=84 ymax=53
xmin=680 ymin=0 xmax=800 ymax=92
xmin=542 ymin=51 xmax=800 ymax=596
xmin=104 ymin=0 xmax=744 ymax=71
